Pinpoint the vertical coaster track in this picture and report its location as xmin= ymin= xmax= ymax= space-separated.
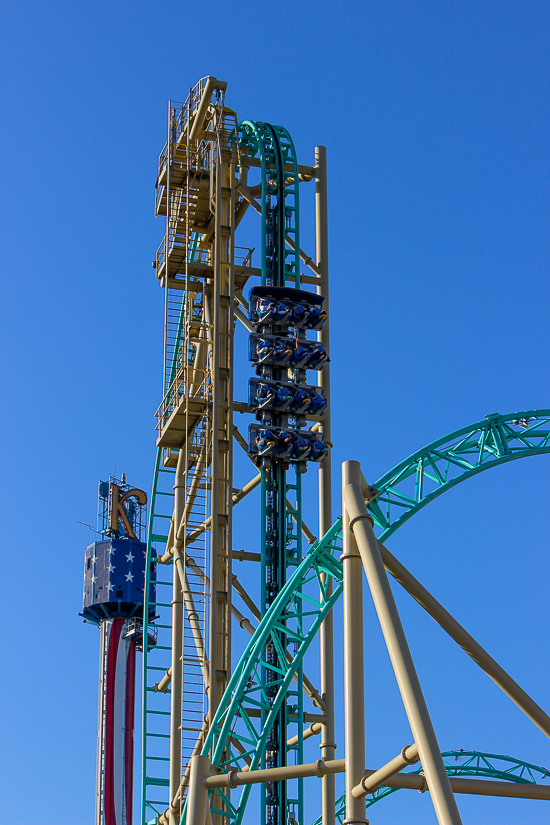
xmin=237 ymin=121 xmax=303 ymax=825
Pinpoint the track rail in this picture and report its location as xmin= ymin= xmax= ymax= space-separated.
xmin=368 ymin=411 xmax=550 ymax=541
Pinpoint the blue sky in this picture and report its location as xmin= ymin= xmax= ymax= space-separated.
xmin=1 ymin=2 xmax=549 ymax=823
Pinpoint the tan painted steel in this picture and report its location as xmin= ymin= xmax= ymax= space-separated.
xmin=341 ymin=461 xmax=367 ymax=825
xmin=352 ymin=743 xmax=419 ymax=798
xmin=203 ymin=756 xmax=550 ymax=800
xmin=343 ymin=468 xmax=463 ymax=825
xmin=186 ymin=755 xmax=211 ymax=825
xmin=376 ymin=539 xmax=550 ymax=739
xmin=169 ymin=450 xmax=185 ymax=825
xmin=315 ymin=145 xmax=336 ymax=825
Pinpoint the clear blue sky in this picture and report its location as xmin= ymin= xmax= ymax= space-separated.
xmin=1 ymin=2 xmax=549 ymax=823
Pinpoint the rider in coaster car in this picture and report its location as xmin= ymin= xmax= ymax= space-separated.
xmin=272 ymin=338 xmax=292 ymax=362
xmin=291 ymin=338 xmax=308 ymax=365
xmin=309 ymin=393 xmax=327 ymax=414
xmin=257 ymin=298 xmax=276 ymax=322
xmin=289 ymin=387 xmax=311 ymax=411
xmin=274 ymin=385 xmax=292 ymax=406
xmin=308 ymin=306 xmax=327 ymax=327
xmin=256 ymin=382 xmax=275 ymax=405
xmin=291 ymin=303 xmax=307 ymax=325
xmin=275 ymin=430 xmax=293 ymax=454
xmin=255 ymin=338 xmax=273 ymax=360
xmin=257 ymin=428 xmax=277 ymax=451
xmin=290 ymin=433 xmax=311 ymax=458
xmin=272 ymin=301 xmax=290 ymax=323
xmin=309 ymin=439 xmax=328 ymax=461
xmin=307 ymin=343 xmax=330 ymax=368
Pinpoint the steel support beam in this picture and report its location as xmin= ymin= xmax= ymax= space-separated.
xmin=343 ymin=463 xmax=463 ymax=825
xmin=377 ymin=539 xmax=550 ymax=740
xmin=352 ymin=743 xmax=419 ymax=798
xmin=186 ymin=755 xmax=211 ymax=825
xmin=203 ymin=756 xmax=550 ymax=799
xmin=342 ymin=461 xmax=367 ymax=825
xmin=169 ymin=449 xmax=186 ymax=825
xmin=315 ymin=145 xmax=335 ymax=825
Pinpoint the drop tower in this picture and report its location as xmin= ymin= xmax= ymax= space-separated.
xmin=81 ymin=475 xmax=155 ymax=825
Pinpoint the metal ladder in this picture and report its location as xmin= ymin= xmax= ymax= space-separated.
xmin=141 ymin=453 xmax=175 ymax=823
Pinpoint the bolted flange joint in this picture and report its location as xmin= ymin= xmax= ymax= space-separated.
xmin=348 ymin=513 xmax=375 ymax=530
xmin=402 ymin=744 xmax=419 ymax=765
xmin=226 ymin=770 xmax=239 ymax=789
xmin=314 ymin=759 xmax=325 ymax=777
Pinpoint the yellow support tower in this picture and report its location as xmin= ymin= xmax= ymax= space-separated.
xmin=153 ymin=77 xmax=244 ymax=825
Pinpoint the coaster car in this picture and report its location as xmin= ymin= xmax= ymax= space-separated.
xmin=249 ymin=378 xmax=327 ymax=416
xmin=249 ymin=286 xmax=327 ymax=331
xmin=249 ymin=333 xmax=330 ymax=371
xmin=249 ymin=424 xmax=329 ymax=464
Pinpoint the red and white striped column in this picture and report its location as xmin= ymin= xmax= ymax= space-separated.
xmin=96 ymin=618 xmax=136 ymax=825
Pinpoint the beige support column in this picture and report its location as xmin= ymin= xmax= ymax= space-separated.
xmin=343 ymin=465 xmax=463 ymax=825
xmin=342 ymin=461 xmax=368 ymax=825
xmin=186 ymin=754 xmax=211 ymax=825
xmin=315 ymin=145 xmax=336 ymax=825
xmin=208 ymin=126 xmax=233 ymax=733
xmin=169 ymin=449 xmax=186 ymax=825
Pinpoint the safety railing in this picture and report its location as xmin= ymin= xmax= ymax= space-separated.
xmin=157 ymin=77 xmax=219 ymax=179
xmin=155 ymin=231 xmax=214 ymax=274
xmin=155 ymin=351 xmax=211 ymax=436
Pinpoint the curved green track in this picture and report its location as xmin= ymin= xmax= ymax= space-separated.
xmin=188 ymin=410 xmax=549 ymax=824
xmin=368 ymin=410 xmax=550 ymax=541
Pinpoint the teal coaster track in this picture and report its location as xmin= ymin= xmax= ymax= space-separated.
xmin=237 ymin=121 xmax=305 ymax=825
xmin=140 ymin=106 xmax=550 ymax=825
xmin=179 ymin=409 xmax=549 ymax=825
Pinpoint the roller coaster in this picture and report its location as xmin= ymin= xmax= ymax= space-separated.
xmin=139 ymin=77 xmax=550 ymax=825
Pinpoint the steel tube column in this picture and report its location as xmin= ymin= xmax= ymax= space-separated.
xmin=315 ymin=145 xmax=335 ymax=825
xmin=187 ymin=755 xmax=211 ymax=825
xmin=169 ymin=449 xmax=186 ymax=825
xmin=208 ymin=127 xmax=234 ymax=733
xmin=343 ymin=465 xmax=462 ymax=825
xmin=341 ymin=462 xmax=367 ymax=825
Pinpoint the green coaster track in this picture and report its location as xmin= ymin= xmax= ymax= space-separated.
xmin=177 ymin=409 xmax=549 ymax=824
xmin=367 ymin=410 xmax=550 ymax=541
